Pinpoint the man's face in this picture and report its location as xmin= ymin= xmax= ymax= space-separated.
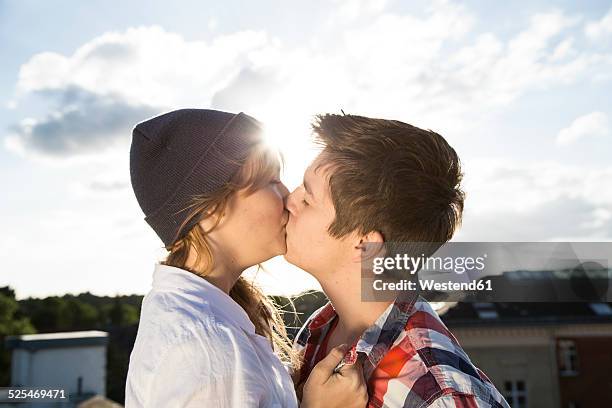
xmin=284 ymin=153 xmax=354 ymax=278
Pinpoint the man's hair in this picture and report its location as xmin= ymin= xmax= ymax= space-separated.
xmin=313 ymin=113 xmax=465 ymax=246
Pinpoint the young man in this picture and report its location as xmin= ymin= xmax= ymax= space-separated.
xmin=285 ymin=114 xmax=509 ymax=407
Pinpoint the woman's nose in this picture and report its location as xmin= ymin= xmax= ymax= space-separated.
xmin=285 ymin=188 xmax=298 ymax=215
xmin=279 ymin=182 xmax=291 ymax=210
xmin=279 ymin=181 xmax=290 ymax=198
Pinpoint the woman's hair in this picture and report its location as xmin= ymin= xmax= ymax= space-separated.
xmin=161 ymin=143 xmax=300 ymax=369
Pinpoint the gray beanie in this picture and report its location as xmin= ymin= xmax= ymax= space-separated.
xmin=129 ymin=109 xmax=262 ymax=246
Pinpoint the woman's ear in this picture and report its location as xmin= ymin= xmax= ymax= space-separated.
xmin=198 ymin=211 xmax=222 ymax=233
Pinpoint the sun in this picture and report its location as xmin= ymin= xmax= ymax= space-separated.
xmin=259 ymin=113 xmax=319 ymax=190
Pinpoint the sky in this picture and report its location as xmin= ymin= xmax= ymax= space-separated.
xmin=1 ymin=0 xmax=611 ymax=299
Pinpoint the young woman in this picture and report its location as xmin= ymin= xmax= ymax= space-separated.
xmin=125 ymin=109 xmax=366 ymax=408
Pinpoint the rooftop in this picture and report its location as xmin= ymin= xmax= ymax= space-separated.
xmin=441 ymin=302 xmax=612 ymax=327
xmin=5 ymin=330 xmax=108 ymax=351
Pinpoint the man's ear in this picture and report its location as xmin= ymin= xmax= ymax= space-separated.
xmin=361 ymin=230 xmax=384 ymax=244
xmin=352 ymin=230 xmax=385 ymax=263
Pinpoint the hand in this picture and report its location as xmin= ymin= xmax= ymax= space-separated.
xmin=300 ymin=344 xmax=368 ymax=408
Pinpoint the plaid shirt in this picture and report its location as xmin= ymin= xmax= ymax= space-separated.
xmin=294 ymin=294 xmax=510 ymax=408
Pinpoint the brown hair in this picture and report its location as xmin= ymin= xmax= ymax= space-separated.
xmin=161 ymin=144 xmax=300 ymax=369
xmin=312 ymin=113 xmax=465 ymax=251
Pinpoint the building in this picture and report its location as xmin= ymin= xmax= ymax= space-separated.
xmin=442 ymin=302 xmax=612 ymax=408
xmin=4 ymin=331 xmax=109 ymax=407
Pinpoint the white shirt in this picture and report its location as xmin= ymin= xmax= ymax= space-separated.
xmin=125 ymin=264 xmax=298 ymax=408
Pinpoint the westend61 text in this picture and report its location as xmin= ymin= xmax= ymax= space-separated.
xmin=373 ymin=279 xmax=493 ymax=292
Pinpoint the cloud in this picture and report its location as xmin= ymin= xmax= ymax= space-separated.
xmin=6 ymin=5 xmax=612 ymax=161
xmin=210 ymin=67 xmax=283 ymax=112
xmin=65 ymin=162 xmax=133 ymax=198
xmin=422 ymin=10 xmax=583 ymax=112
xmin=459 ymin=196 xmax=612 ymax=241
xmin=89 ymin=180 xmax=129 ymax=192
xmin=6 ymin=86 xmax=158 ymax=157
xmin=585 ymin=7 xmax=612 ymax=40
xmin=7 ymin=26 xmax=283 ymax=159
xmin=15 ymin=26 xmax=275 ymax=107
xmin=556 ymin=111 xmax=609 ymax=146
xmin=457 ymin=159 xmax=612 ymax=241
xmin=308 ymin=6 xmax=601 ymax=133
xmin=331 ymin=0 xmax=388 ymax=21
xmin=212 ymin=5 xmax=607 ymax=138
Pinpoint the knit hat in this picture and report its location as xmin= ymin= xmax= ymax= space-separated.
xmin=129 ymin=109 xmax=262 ymax=247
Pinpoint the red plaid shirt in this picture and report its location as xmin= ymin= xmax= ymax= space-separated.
xmin=294 ymin=294 xmax=509 ymax=408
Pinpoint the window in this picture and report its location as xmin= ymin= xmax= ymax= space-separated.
xmin=590 ymin=303 xmax=612 ymax=316
xmin=558 ymin=339 xmax=579 ymax=375
xmin=503 ymin=380 xmax=527 ymax=408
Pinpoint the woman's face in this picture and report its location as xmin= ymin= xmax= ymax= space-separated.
xmin=209 ymin=162 xmax=290 ymax=269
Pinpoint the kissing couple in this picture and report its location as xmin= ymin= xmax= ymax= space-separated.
xmin=125 ymin=109 xmax=509 ymax=408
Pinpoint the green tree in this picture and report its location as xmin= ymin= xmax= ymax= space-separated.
xmin=0 ymin=287 xmax=36 ymax=386
xmin=108 ymin=300 xmax=139 ymax=327
xmin=65 ymin=299 xmax=99 ymax=329
xmin=33 ymin=297 xmax=73 ymax=331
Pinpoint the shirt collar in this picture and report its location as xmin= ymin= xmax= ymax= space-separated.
xmin=306 ymin=291 xmax=419 ymax=368
xmin=306 ymin=302 xmax=338 ymax=330
xmin=152 ymin=263 xmax=256 ymax=334
xmin=355 ymin=291 xmax=418 ymax=355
